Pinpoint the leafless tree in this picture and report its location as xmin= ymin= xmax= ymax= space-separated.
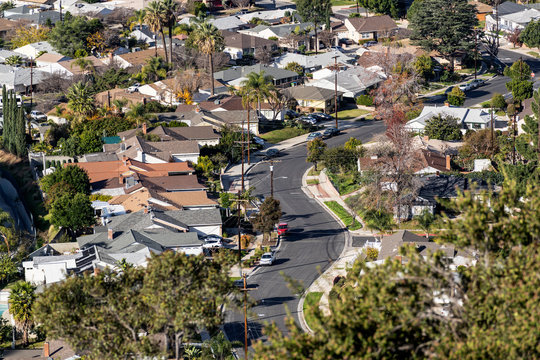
xmin=318 ymin=30 xmax=335 ymax=50
xmin=195 ymin=51 xmax=230 ymax=72
xmin=254 ymin=46 xmax=273 ymax=65
xmin=265 ymin=89 xmax=291 ymax=121
xmin=174 ymin=68 xmax=205 ymax=96
xmin=232 ymin=0 xmax=250 ymax=8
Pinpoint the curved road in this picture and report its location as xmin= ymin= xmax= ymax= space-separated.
xmin=224 ymin=120 xmax=385 ymax=349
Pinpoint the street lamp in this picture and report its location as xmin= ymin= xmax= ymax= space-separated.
xmin=332 ymin=52 xmax=339 ymax=129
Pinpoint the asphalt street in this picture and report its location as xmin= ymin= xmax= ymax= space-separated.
xmin=224 ymin=120 xmax=385 ymax=352
xmin=424 ymin=49 xmax=540 ymax=107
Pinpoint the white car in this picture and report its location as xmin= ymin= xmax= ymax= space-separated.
xmin=252 ymin=136 xmax=265 ymax=146
xmin=458 ymin=83 xmax=473 ymax=92
xmin=259 ymin=251 xmax=275 ymax=266
xmin=202 ymin=236 xmax=223 ymax=249
xmin=30 ymin=110 xmax=47 ymax=121
xmin=127 ymin=83 xmax=140 ymax=93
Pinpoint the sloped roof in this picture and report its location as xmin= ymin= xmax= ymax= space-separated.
xmin=140 ymin=174 xmax=206 ymax=192
xmin=274 ymin=50 xmax=354 ymax=69
xmin=117 ymin=48 xmax=166 ymax=67
xmin=221 ymin=29 xmax=277 ymax=49
xmin=214 ymin=63 xmax=299 ymax=82
xmin=469 ymin=0 xmax=492 ymax=13
xmin=59 ymin=56 xmax=106 ymax=75
xmin=416 ymin=149 xmax=449 ymax=172
xmin=498 ymin=1 xmax=528 ymax=16
xmin=284 ymin=85 xmax=342 ymax=101
xmin=155 ymin=191 xmax=217 ymax=207
xmin=377 ymin=230 xmax=456 ymax=260
xmin=347 ymin=15 xmax=397 ymax=33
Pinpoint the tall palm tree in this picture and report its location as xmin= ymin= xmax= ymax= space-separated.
xmin=241 ymin=71 xmax=274 ymax=118
xmin=145 ymin=1 xmax=168 ymax=63
xmin=67 ymin=81 xmax=95 ymax=118
xmin=160 ymin=0 xmax=179 ymax=66
xmin=191 ymin=20 xmax=224 ymax=95
xmin=141 ymin=56 xmax=168 ymax=83
xmin=9 ymin=281 xmax=36 ymax=346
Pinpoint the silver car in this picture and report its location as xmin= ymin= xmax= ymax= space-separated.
xmin=259 ymin=251 xmax=275 ymax=266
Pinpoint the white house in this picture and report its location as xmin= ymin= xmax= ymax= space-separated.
xmin=309 ymin=66 xmax=384 ymax=98
xmin=344 ymin=15 xmax=398 ymax=42
xmin=13 ymin=41 xmax=59 ymax=59
xmin=405 ymin=105 xmax=492 ymax=133
xmin=273 ymin=50 xmax=354 ymax=72
xmin=485 ymin=2 xmax=540 ymax=33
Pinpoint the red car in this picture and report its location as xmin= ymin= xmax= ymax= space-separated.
xmin=277 ymin=223 xmax=288 ymax=236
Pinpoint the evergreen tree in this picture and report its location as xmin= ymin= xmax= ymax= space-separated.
xmin=504 ymin=59 xmax=534 ymax=108
xmin=1 ymin=85 xmax=27 ymax=157
xmin=295 ymin=0 xmax=332 ymax=54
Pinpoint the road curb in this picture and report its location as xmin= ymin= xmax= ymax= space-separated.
xmin=297 ymin=166 xmax=354 ymax=335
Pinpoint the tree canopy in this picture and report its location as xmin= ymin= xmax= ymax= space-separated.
xmin=504 ymin=59 xmax=534 ymax=107
xmin=409 ymin=0 xmax=478 ymax=70
xmin=424 ymin=114 xmax=462 ymax=140
xmin=252 ymin=197 xmax=282 ymax=240
xmin=520 ymin=20 xmax=540 ymax=50
xmin=48 ymin=15 xmax=104 ymax=57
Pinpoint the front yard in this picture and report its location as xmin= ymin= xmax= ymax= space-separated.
xmin=336 ymin=108 xmax=371 ymax=120
xmin=324 ymin=201 xmax=362 ymax=230
xmin=260 ymin=127 xmax=309 ymax=144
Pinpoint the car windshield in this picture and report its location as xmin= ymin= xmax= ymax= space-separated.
xmin=261 ymin=255 xmax=271 ymax=259
xmin=278 ymin=225 xmax=287 ymax=229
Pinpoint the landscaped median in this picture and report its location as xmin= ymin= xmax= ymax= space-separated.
xmin=323 ymin=201 xmax=362 ymax=231
xmin=303 ymin=291 xmax=323 ymax=331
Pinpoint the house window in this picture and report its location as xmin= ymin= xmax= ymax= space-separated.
xmin=361 ymin=33 xmax=371 ymax=39
xmin=472 ymin=123 xmax=482 ymax=129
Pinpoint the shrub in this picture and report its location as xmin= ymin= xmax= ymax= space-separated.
xmin=364 ymin=247 xmax=379 ymax=261
xmin=268 ymin=36 xmax=278 ymax=41
xmin=240 ymin=234 xmax=252 ymax=249
xmin=355 ymin=94 xmax=374 ymax=106
xmin=491 ymin=93 xmax=507 ymax=111
xmin=447 ymin=86 xmax=465 ymax=106
xmin=349 ymin=13 xmax=362 ymax=18
xmin=440 ymin=70 xmax=461 ymax=83
xmin=406 ymin=108 xmax=421 ymax=120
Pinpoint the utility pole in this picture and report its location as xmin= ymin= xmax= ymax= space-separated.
xmin=490 ymin=106 xmax=495 ymax=156
xmin=474 ymin=29 xmax=478 ymax=80
xmin=30 ymin=58 xmax=33 ymax=109
xmin=237 ymin=190 xmax=243 ymax=265
xmin=495 ymin=1 xmax=499 ymax=50
xmin=270 ymin=164 xmax=274 ymax=198
xmin=246 ymin=103 xmax=251 ymax=165
xmin=332 ymin=54 xmax=339 ymax=129
xmin=513 ymin=114 xmax=518 ymax=165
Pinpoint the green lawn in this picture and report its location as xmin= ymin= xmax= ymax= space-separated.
xmin=336 ymin=108 xmax=371 ymax=120
xmin=527 ymin=51 xmax=540 ymax=58
xmin=308 ymin=168 xmax=321 ymax=176
xmin=328 ymin=172 xmax=360 ymax=195
xmin=324 ymin=201 xmax=362 ymax=230
xmin=260 ymin=127 xmax=309 ymax=144
xmin=331 ymin=0 xmax=355 ymax=5
xmin=303 ymin=291 xmax=323 ymax=330
xmin=307 ymin=179 xmax=320 ymax=185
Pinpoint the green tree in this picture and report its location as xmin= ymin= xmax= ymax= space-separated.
xmin=295 ymin=0 xmax=332 ymax=54
xmin=322 ymin=146 xmax=358 ymax=174
xmin=531 ymin=88 xmax=540 ymax=162
xmin=520 ymin=19 xmax=540 ymax=51
xmin=362 ymin=208 xmax=394 ymax=240
xmin=406 ymin=0 xmax=424 ymax=19
xmin=0 ymin=254 xmax=17 ymax=284
xmin=491 ymin=93 xmax=507 ymax=111
xmin=414 ymin=54 xmax=433 ymax=81
xmin=415 ymin=209 xmax=435 ymax=238
xmin=252 ymin=197 xmax=282 ymax=241
xmin=48 ymin=15 xmax=104 ymax=57
xmin=4 ymin=55 xmax=22 ymax=66
xmin=50 ymin=193 xmax=95 ymax=236
xmin=67 ymin=81 xmax=95 ymax=117
xmin=145 ymin=0 xmax=168 ymax=63
xmin=447 ymin=86 xmax=465 ymax=106
xmin=8 ymin=281 xmax=36 ymax=346
xmin=306 ymin=137 xmax=326 ymax=170
xmin=1 ymin=85 xmax=27 ymax=157
xmin=41 ymin=165 xmax=91 ymax=195
xmin=504 ymin=59 xmax=533 ymax=108
xmin=141 ymin=251 xmax=235 ymax=360
xmin=195 ymin=155 xmax=214 ymax=177
xmin=344 ymin=137 xmax=364 ymax=152
xmin=161 ymin=0 xmax=179 ymax=65
xmin=240 ymin=71 xmax=274 ymax=118
xmin=190 ymin=20 xmax=224 ymax=95
xmin=284 ymin=61 xmax=304 ymax=76
xmin=409 ymin=0 xmax=477 ymax=71
xmin=423 ymin=114 xmax=462 ymax=140
xmin=202 ymin=331 xmax=240 ymax=360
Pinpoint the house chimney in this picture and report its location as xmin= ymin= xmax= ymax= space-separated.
xmin=43 ymin=342 xmax=50 ymax=357
xmin=144 ymin=206 xmax=148 ymax=214
xmin=108 ymin=228 xmax=113 ymax=240
xmin=122 ymin=155 xmax=128 ymax=165
xmin=446 ymin=155 xmax=451 ymax=170
xmin=142 ymin=122 xmax=147 ymax=135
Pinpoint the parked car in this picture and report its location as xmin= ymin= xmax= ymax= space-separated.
xmin=322 ymin=127 xmax=339 ymax=139
xmin=285 ymin=109 xmax=300 ymax=118
xmin=330 ymin=46 xmax=345 ymax=52
xmin=312 ymin=112 xmax=333 ymax=121
xmin=299 ymin=115 xmax=318 ymax=125
xmin=458 ymin=82 xmax=474 ymax=92
xmin=29 ymin=110 xmax=47 ymax=121
xmin=363 ymin=41 xmax=378 ymax=47
xmin=265 ymin=148 xmax=280 ymax=158
xmin=127 ymin=83 xmax=140 ymax=93
xmin=252 ymin=136 xmax=265 ymax=146
xmin=469 ymin=79 xmax=486 ymax=88
xmin=306 ymin=132 xmax=323 ymax=141
xmin=259 ymin=251 xmax=276 ymax=266
xmin=202 ymin=236 xmax=222 ymax=249
xmin=339 ymin=38 xmax=353 ymax=45
xmin=277 ymin=222 xmax=288 ymax=237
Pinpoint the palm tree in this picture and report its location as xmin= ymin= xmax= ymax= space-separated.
xmin=145 ymin=1 xmax=168 ymax=63
xmin=241 ymin=71 xmax=274 ymax=118
xmin=363 ymin=209 xmax=394 ymax=241
xmin=126 ymin=103 xmax=148 ymax=126
xmin=160 ymin=0 xmax=179 ymax=66
xmin=141 ymin=56 xmax=168 ymax=83
xmin=202 ymin=331 xmax=242 ymax=360
xmin=4 ymin=55 xmax=22 ymax=66
xmin=191 ymin=20 xmax=224 ymax=95
xmin=112 ymin=99 xmax=128 ymax=114
xmin=129 ymin=9 xmax=146 ymax=31
xmin=9 ymin=281 xmax=36 ymax=346
xmin=67 ymin=81 xmax=95 ymax=118
xmin=71 ymin=57 xmax=95 ymax=81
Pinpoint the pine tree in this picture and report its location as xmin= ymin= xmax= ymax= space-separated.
xmin=1 ymin=85 xmax=26 ymax=157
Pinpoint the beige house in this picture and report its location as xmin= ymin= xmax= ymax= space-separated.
xmin=344 ymin=15 xmax=398 ymax=43
xmin=283 ymin=86 xmax=343 ymax=113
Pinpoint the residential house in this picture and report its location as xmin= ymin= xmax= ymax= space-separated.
xmin=309 ymin=66 xmax=384 ymax=98
xmin=66 ymin=2 xmax=115 ymax=17
xmin=357 ymin=149 xmax=451 ymax=176
xmin=129 ymin=27 xmax=156 ymax=47
xmin=273 ymin=50 xmax=354 ymax=73
xmin=214 ymin=63 xmax=301 ymax=88
xmin=0 ymin=50 xmax=27 ymax=64
xmin=94 ymin=87 xmax=154 ymax=107
xmin=194 ymin=94 xmax=283 ymax=121
xmin=344 ymin=15 xmax=398 ymax=42
xmin=23 ymin=207 xmax=220 ymax=285
xmin=208 ymin=15 xmax=247 ymax=31
xmin=13 ymin=41 xmax=60 ymax=59
xmin=5 ymin=8 xmax=61 ymax=25
xmin=239 ymin=22 xmax=317 ymax=49
xmin=283 ymin=86 xmax=343 ymax=113
xmin=113 ymin=48 xmax=166 ymax=69
xmin=221 ymin=30 xmax=278 ymax=61
xmin=118 ymin=125 xmax=221 ymax=146
xmin=469 ymin=1 xmax=493 ymax=22
xmin=56 ymin=56 xmax=107 ymax=77
xmin=138 ymin=78 xmax=177 ymax=105
xmin=237 ymin=9 xmax=296 ymax=24
xmin=35 ymin=53 xmax=72 ymax=73
xmin=200 ymin=110 xmax=260 ymax=134
xmin=0 ymin=19 xmax=22 ymax=39
xmin=485 ymin=1 xmax=539 ymax=32
xmin=405 ymin=105 xmax=492 ymax=133
xmin=376 ymin=230 xmax=474 ymax=268
xmin=0 ymin=64 xmax=47 ymax=93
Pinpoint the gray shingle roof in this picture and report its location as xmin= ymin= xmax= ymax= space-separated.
xmin=214 ymin=64 xmax=299 ymax=82
xmin=283 ymin=85 xmax=342 ymax=101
